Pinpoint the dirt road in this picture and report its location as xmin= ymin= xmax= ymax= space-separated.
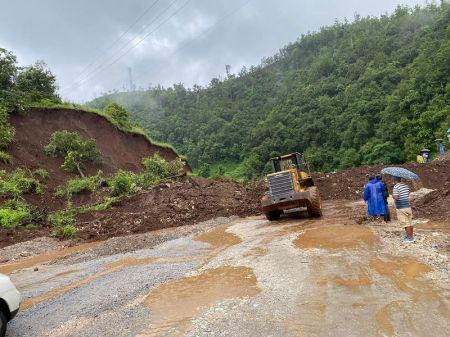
xmin=2 ymin=202 xmax=449 ymax=337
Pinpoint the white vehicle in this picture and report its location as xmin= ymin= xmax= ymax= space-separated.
xmin=0 ymin=274 xmax=20 ymax=337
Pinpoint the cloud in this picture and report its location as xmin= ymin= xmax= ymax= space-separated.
xmin=0 ymin=0 xmax=426 ymax=102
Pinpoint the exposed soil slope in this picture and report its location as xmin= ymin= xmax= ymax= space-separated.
xmin=0 ymin=107 xmax=186 ymax=212
xmin=2 ymin=108 xmax=181 ymax=189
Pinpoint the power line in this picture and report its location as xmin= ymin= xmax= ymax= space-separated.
xmin=62 ymin=0 xmax=187 ymax=93
xmin=132 ymin=0 xmax=253 ymax=85
xmin=73 ymin=0 xmax=162 ymax=83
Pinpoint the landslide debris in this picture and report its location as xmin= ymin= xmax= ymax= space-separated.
xmin=75 ymin=177 xmax=263 ymax=241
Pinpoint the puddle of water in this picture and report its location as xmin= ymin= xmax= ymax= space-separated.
xmin=139 ymin=266 xmax=260 ymax=337
xmin=332 ymin=272 xmax=372 ymax=288
xmin=369 ymin=257 xmax=444 ymax=337
xmin=193 ymin=225 xmax=241 ymax=248
xmin=293 ymin=225 xmax=375 ymax=249
xmin=0 ymin=241 xmax=101 ymax=274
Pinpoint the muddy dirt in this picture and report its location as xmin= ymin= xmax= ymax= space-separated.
xmin=75 ymin=176 xmax=263 ymax=242
xmin=315 ymin=157 xmax=450 ymax=201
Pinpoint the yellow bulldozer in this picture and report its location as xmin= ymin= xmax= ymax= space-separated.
xmin=261 ymin=152 xmax=322 ymax=220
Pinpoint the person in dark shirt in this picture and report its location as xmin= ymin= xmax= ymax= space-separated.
xmin=376 ymin=175 xmax=390 ymax=222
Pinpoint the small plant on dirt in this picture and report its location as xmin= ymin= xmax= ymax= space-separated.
xmin=32 ymin=168 xmax=49 ymax=179
xmin=44 ymin=130 xmax=102 ymax=177
xmin=47 ymin=211 xmax=74 ymax=227
xmin=0 ymin=150 xmax=12 ymax=164
xmin=25 ymin=223 xmax=38 ymax=230
xmin=0 ymin=168 xmax=42 ymax=199
xmin=108 ymin=170 xmax=139 ymax=196
xmin=52 ymin=224 xmax=77 ymax=239
xmin=56 ymin=171 xmax=105 ymax=200
xmin=47 ymin=211 xmax=77 ymax=239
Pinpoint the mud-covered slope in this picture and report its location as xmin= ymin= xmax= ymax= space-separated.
xmin=2 ymin=107 xmax=182 ymax=191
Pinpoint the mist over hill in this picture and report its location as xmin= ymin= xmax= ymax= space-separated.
xmin=89 ymin=3 xmax=450 ymax=179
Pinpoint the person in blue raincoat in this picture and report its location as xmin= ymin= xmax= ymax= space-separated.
xmin=363 ymin=177 xmax=386 ymax=219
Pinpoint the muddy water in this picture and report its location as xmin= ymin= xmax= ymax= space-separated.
xmin=193 ymin=225 xmax=242 ymax=248
xmin=332 ymin=272 xmax=372 ymax=288
xmin=293 ymin=225 xmax=375 ymax=249
xmin=139 ymin=266 xmax=260 ymax=337
xmin=0 ymin=241 xmax=101 ymax=274
xmin=369 ymin=256 xmax=448 ymax=337
xmin=20 ymin=225 xmax=241 ymax=312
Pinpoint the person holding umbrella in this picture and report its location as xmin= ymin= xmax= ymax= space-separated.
xmin=392 ymin=176 xmax=414 ymax=243
xmin=381 ymin=167 xmax=419 ymax=243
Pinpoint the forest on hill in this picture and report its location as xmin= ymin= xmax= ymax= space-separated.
xmin=89 ymin=3 xmax=450 ymax=180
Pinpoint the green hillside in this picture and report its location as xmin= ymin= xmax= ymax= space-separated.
xmin=89 ymin=3 xmax=450 ymax=180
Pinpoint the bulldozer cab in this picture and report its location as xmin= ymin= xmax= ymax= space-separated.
xmin=271 ymin=153 xmax=306 ymax=174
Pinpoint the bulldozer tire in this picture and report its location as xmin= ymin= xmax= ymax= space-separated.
xmin=265 ymin=210 xmax=282 ymax=221
xmin=307 ymin=186 xmax=322 ymax=217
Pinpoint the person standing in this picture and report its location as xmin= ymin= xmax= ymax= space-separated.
xmin=416 ymin=152 xmax=424 ymax=164
xmin=392 ymin=176 xmax=414 ymax=243
xmin=363 ymin=177 xmax=386 ymax=219
xmin=376 ymin=175 xmax=390 ymax=222
xmin=439 ymin=141 xmax=445 ymax=156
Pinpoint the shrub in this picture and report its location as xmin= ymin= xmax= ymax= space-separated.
xmin=103 ymin=103 xmax=132 ymax=129
xmin=0 ymin=106 xmax=15 ymax=149
xmin=0 ymin=169 xmax=42 ymax=198
xmin=108 ymin=170 xmax=139 ymax=196
xmin=197 ymin=163 xmax=211 ymax=178
xmin=45 ymin=131 xmax=102 ymax=177
xmin=141 ymin=153 xmax=185 ymax=185
xmin=47 ymin=211 xmax=74 ymax=227
xmin=57 ymin=171 xmax=105 ymax=199
xmin=0 ymin=207 xmax=31 ymax=228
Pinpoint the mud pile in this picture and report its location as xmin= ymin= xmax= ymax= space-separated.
xmin=315 ymin=158 xmax=450 ymax=201
xmin=412 ymin=182 xmax=450 ymax=221
xmin=76 ymin=177 xmax=263 ymax=241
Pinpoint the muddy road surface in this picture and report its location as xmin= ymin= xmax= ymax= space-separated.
xmin=2 ymin=202 xmax=449 ymax=337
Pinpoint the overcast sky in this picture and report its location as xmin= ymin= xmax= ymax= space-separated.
xmin=0 ymin=0 xmax=426 ymax=103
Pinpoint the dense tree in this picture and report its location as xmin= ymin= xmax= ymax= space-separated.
xmin=15 ymin=61 xmax=58 ymax=103
xmin=89 ymin=3 xmax=450 ymax=179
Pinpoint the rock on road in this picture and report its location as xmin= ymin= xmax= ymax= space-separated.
xmin=2 ymin=202 xmax=450 ymax=337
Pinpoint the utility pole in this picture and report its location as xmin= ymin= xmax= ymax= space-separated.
xmin=128 ymin=67 xmax=135 ymax=91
